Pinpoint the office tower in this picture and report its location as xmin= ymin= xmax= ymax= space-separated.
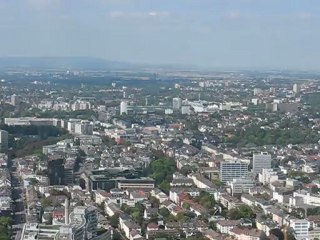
xmin=47 ymin=157 xmax=65 ymax=185
xmin=120 ymin=100 xmax=128 ymax=115
xmin=172 ymin=97 xmax=182 ymax=111
xmin=252 ymin=152 xmax=272 ymax=174
xmin=219 ymin=161 xmax=249 ymax=182
xmin=0 ymin=130 xmax=8 ymax=152
xmin=64 ymin=158 xmax=76 ymax=185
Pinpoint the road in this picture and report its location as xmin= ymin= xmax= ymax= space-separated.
xmin=10 ymin=160 xmax=27 ymax=240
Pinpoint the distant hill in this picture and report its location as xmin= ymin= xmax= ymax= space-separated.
xmin=0 ymin=56 xmax=198 ymax=71
xmin=0 ymin=56 xmax=136 ymax=70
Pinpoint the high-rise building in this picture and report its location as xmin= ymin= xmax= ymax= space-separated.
xmin=72 ymin=206 xmax=98 ymax=239
xmin=64 ymin=198 xmax=70 ymax=225
xmin=220 ymin=161 xmax=249 ymax=183
xmin=11 ymin=94 xmax=21 ymax=106
xmin=293 ymin=83 xmax=300 ymax=94
xmin=120 ymin=100 xmax=128 ymax=115
xmin=252 ymin=152 xmax=271 ymax=174
xmin=74 ymin=120 xmax=93 ymax=135
xmin=0 ymin=130 xmax=8 ymax=152
xmin=253 ymin=88 xmax=262 ymax=96
xmin=47 ymin=157 xmax=65 ymax=185
xmin=172 ymin=97 xmax=182 ymax=111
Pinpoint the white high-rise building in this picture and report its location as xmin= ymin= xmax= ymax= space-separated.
xmin=0 ymin=130 xmax=8 ymax=152
xmin=120 ymin=100 xmax=128 ymax=115
xmin=172 ymin=97 xmax=182 ymax=111
xmin=252 ymin=152 xmax=271 ymax=174
xmin=11 ymin=94 xmax=21 ymax=106
xmin=220 ymin=161 xmax=249 ymax=183
xmin=293 ymin=83 xmax=300 ymax=94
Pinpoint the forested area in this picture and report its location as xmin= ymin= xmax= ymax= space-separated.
xmin=226 ymin=124 xmax=319 ymax=146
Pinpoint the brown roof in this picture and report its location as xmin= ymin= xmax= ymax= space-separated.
xmin=217 ymin=220 xmax=240 ymax=227
xmin=307 ymin=215 xmax=320 ymax=223
xmin=230 ymin=227 xmax=264 ymax=237
xmin=147 ymin=222 xmax=159 ymax=229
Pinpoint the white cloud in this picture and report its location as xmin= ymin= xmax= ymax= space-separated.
xmin=148 ymin=11 xmax=169 ymax=17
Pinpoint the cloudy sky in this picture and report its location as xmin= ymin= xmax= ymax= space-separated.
xmin=0 ymin=0 xmax=319 ymax=70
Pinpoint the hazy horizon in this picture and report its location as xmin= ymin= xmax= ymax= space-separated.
xmin=0 ymin=0 xmax=319 ymax=70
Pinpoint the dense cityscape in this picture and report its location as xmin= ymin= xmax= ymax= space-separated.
xmin=0 ymin=68 xmax=320 ymax=240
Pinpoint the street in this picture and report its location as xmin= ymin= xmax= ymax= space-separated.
xmin=10 ymin=160 xmax=26 ymax=240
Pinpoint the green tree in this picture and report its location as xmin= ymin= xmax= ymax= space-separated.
xmin=149 ymin=158 xmax=176 ymax=193
xmin=109 ymin=214 xmax=119 ymax=228
xmin=0 ymin=217 xmax=12 ymax=240
xmin=159 ymin=208 xmax=170 ymax=218
xmin=227 ymin=205 xmax=254 ymax=220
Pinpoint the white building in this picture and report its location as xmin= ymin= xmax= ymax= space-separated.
xmin=0 ymin=130 xmax=8 ymax=152
xmin=181 ymin=105 xmax=190 ymax=115
xmin=220 ymin=161 xmax=249 ymax=183
xmin=290 ymin=190 xmax=320 ymax=207
xmin=11 ymin=94 xmax=21 ymax=106
xmin=74 ymin=121 xmax=93 ymax=135
xmin=165 ymin=109 xmax=173 ymax=115
xmin=71 ymin=100 xmax=91 ymax=111
xmin=289 ymin=219 xmax=309 ymax=240
xmin=293 ymin=83 xmax=300 ymax=94
xmin=229 ymin=178 xmax=254 ymax=195
xmin=258 ymin=168 xmax=279 ymax=185
xmin=120 ymin=100 xmax=128 ymax=115
xmin=253 ymin=88 xmax=263 ymax=96
xmin=252 ymin=152 xmax=271 ymax=174
xmin=4 ymin=117 xmax=58 ymax=126
xmin=172 ymin=97 xmax=182 ymax=111
xmin=67 ymin=119 xmax=82 ymax=133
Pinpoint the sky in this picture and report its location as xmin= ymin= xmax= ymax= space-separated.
xmin=0 ymin=0 xmax=319 ymax=70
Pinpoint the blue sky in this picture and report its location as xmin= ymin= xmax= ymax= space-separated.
xmin=0 ymin=0 xmax=319 ymax=70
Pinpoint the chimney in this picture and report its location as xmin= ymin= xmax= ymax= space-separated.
xmin=65 ymin=198 xmax=70 ymax=225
